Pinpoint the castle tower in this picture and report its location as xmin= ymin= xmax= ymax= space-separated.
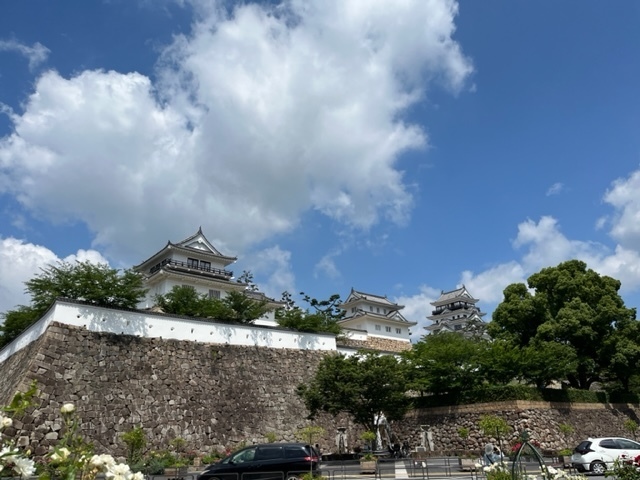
xmin=425 ymin=285 xmax=486 ymax=335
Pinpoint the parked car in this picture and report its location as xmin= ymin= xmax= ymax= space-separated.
xmin=571 ymin=437 xmax=640 ymax=474
xmin=197 ymin=443 xmax=321 ymax=480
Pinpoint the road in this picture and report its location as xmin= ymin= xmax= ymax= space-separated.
xmin=320 ymin=458 xmax=607 ymax=480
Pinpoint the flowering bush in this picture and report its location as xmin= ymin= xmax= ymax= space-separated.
xmin=1 ymin=399 xmax=142 ymax=480
xmin=511 ymin=439 xmax=541 ymax=453
xmin=607 ymin=456 xmax=640 ymax=480
xmin=0 ymin=411 xmax=36 ymax=478
xmin=483 ymin=461 xmax=512 ymax=480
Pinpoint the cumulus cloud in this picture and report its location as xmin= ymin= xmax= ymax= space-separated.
xmin=393 ymin=284 xmax=441 ymax=339
xmin=458 ymin=193 xmax=640 ymax=317
xmin=0 ymin=237 xmax=108 ymax=313
xmin=604 ymin=169 xmax=640 ymax=251
xmin=0 ymin=0 xmax=472 ymax=265
xmin=0 ymin=39 xmax=50 ymax=70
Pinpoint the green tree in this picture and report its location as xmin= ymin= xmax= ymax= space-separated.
xmin=489 ymin=260 xmax=636 ymax=390
xmin=155 ymin=286 xmax=268 ymax=324
xmin=297 ymin=351 xmax=409 ymax=433
xmin=404 ymin=332 xmax=485 ymax=395
xmin=518 ymin=340 xmax=578 ymax=389
xmin=276 ymin=291 xmax=343 ymax=335
xmin=0 ymin=261 xmax=146 ymax=347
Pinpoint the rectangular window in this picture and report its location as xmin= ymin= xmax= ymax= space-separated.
xmin=376 ymin=307 xmax=380 ymax=313
xmin=375 ymin=324 xmax=381 ymax=331
xmin=209 ymin=289 xmax=221 ymax=299
xmin=187 ymin=258 xmax=199 ymax=268
xmin=396 ymin=328 xmax=401 ymax=334
xmin=369 ymin=306 xmax=373 ymax=312
xmin=351 ymin=307 xmax=356 ymax=313
xmin=385 ymin=326 xmax=391 ymax=332
xmin=200 ymin=261 xmax=211 ymax=271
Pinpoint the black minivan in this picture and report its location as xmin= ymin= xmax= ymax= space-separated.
xmin=197 ymin=443 xmax=321 ymax=480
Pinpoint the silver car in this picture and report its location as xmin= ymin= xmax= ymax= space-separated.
xmin=571 ymin=437 xmax=640 ymax=474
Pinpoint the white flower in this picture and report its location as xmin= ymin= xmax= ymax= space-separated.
xmin=131 ymin=472 xmax=145 ymax=480
xmin=60 ymin=403 xmax=75 ymax=414
xmin=0 ymin=445 xmax=18 ymax=462
xmin=0 ymin=414 xmax=12 ymax=428
xmin=90 ymin=453 xmax=116 ymax=468
xmin=50 ymin=447 xmax=71 ymax=462
xmin=106 ymin=462 xmax=132 ymax=480
xmin=13 ymin=457 xmax=36 ymax=478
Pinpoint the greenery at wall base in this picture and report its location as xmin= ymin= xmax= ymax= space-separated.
xmin=412 ymin=385 xmax=640 ymax=408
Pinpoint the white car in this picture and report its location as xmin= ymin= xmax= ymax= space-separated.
xmin=571 ymin=437 xmax=640 ymax=474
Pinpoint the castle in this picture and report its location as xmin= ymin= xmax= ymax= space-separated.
xmin=0 ymin=229 xmax=636 ymax=457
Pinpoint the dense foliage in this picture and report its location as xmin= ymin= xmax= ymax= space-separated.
xmin=489 ymin=260 xmax=637 ymax=390
xmin=155 ymin=286 xmax=269 ymax=323
xmin=297 ymin=351 xmax=409 ymax=432
xmin=0 ymin=261 xmax=146 ymax=347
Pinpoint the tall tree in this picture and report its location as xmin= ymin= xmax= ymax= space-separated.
xmin=0 ymin=261 xmax=147 ymax=347
xmin=298 ymin=351 xmax=409 ymax=433
xmin=489 ymin=260 xmax=636 ymax=390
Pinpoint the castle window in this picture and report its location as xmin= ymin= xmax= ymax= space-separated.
xmin=209 ymin=289 xmax=221 ymax=299
xmin=200 ymin=261 xmax=211 ymax=271
xmin=376 ymin=307 xmax=380 ymax=313
xmin=370 ymin=306 xmax=373 ymax=312
xmin=396 ymin=328 xmax=401 ymax=334
xmin=385 ymin=326 xmax=391 ymax=332
xmin=454 ymin=324 xmax=462 ymax=331
xmin=375 ymin=324 xmax=381 ymax=331
xmin=351 ymin=307 xmax=356 ymax=313
xmin=187 ymin=258 xmax=199 ymax=268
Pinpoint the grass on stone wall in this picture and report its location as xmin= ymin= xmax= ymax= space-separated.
xmin=411 ymin=385 xmax=640 ymax=408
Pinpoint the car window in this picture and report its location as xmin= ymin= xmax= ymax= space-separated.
xmin=255 ymin=446 xmax=283 ymax=461
xmin=599 ymin=439 xmax=618 ymax=449
xmin=231 ymin=447 xmax=257 ymax=463
xmin=285 ymin=446 xmax=308 ymax=458
xmin=617 ymin=439 xmax=640 ymax=450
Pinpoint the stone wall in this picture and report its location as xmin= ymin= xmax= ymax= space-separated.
xmin=0 ymin=323 xmax=356 ymax=457
xmin=1 ymin=322 xmax=639 ymax=459
xmin=392 ymin=401 xmax=640 ymax=455
xmin=338 ymin=336 xmax=412 ymax=353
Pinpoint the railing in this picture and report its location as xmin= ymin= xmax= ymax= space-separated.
xmin=149 ymin=259 xmax=233 ymax=279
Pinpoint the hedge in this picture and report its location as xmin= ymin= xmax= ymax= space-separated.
xmin=411 ymin=385 xmax=640 ymax=408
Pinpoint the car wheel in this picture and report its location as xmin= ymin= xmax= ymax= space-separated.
xmin=590 ymin=461 xmax=606 ymax=475
xmin=285 ymin=475 xmax=301 ymax=480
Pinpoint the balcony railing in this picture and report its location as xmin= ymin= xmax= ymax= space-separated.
xmin=149 ymin=258 xmax=233 ymax=279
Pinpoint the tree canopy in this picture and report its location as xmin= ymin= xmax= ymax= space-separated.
xmin=275 ymin=291 xmax=343 ymax=335
xmin=155 ymin=286 xmax=269 ymax=323
xmin=0 ymin=261 xmax=147 ymax=347
xmin=297 ymin=351 xmax=409 ymax=433
xmin=489 ymin=259 xmax=637 ymax=390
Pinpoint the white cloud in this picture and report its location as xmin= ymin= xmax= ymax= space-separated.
xmin=393 ymin=284 xmax=441 ymax=339
xmin=460 ymin=262 xmax=526 ymax=305
xmin=314 ymin=253 xmax=341 ymax=280
xmin=0 ymin=237 xmax=108 ymax=313
xmin=545 ymin=182 xmax=564 ymax=196
xmin=241 ymin=246 xmax=296 ymax=301
xmin=0 ymin=39 xmax=50 ymax=70
xmin=604 ymin=169 xmax=640 ymax=251
xmin=0 ymin=0 xmax=472 ymax=264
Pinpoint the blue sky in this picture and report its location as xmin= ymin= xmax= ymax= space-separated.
xmin=1 ymin=0 xmax=639 ymax=337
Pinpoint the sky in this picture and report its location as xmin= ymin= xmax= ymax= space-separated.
xmin=1 ymin=0 xmax=639 ymax=340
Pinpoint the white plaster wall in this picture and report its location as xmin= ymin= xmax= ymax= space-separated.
xmin=0 ymin=300 xmax=337 ymax=365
